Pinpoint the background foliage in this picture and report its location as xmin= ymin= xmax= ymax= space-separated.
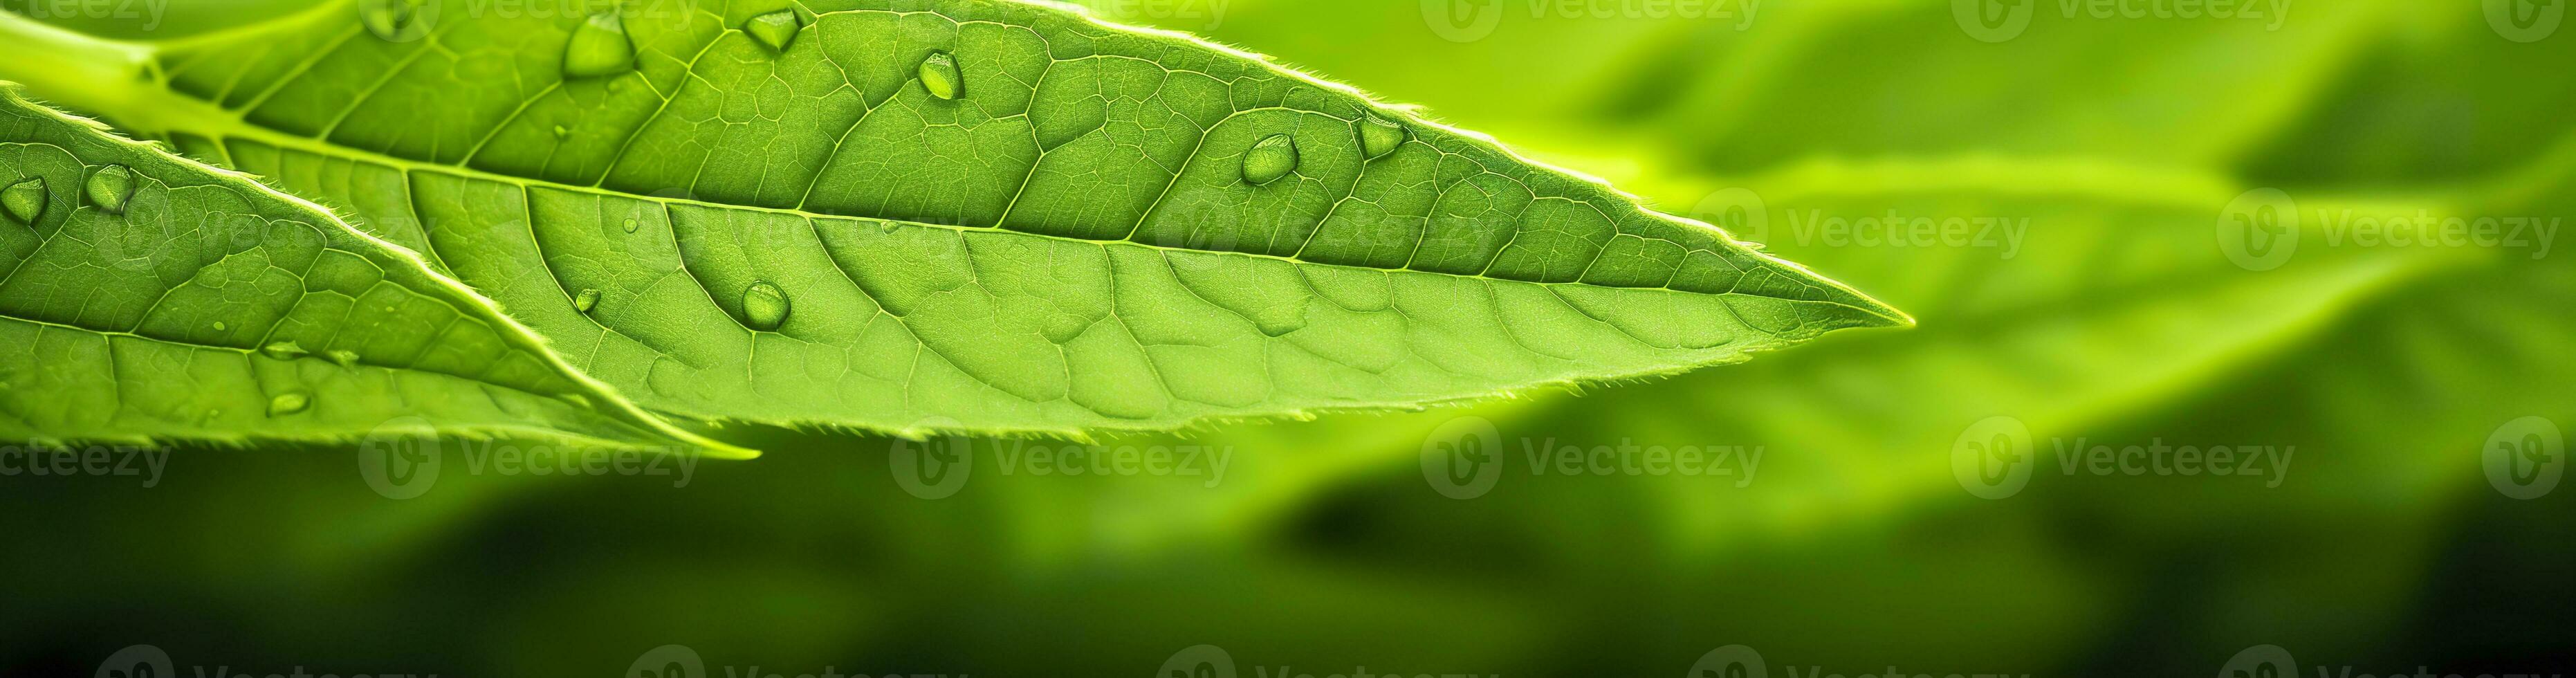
xmin=4 ymin=0 xmax=2570 ymax=675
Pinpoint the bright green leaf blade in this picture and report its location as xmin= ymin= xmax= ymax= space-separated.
xmin=0 ymin=85 xmax=750 ymax=457
xmin=0 ymin=0 xmax=1905 ymax=436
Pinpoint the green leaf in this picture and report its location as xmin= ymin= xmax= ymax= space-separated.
xmin=0 ymin=0 xmax=1905 ymax=437
xmin=0 ymin=85 xmax=749 ymax=457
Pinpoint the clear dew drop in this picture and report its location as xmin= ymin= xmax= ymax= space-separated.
xmin=745 ymin=10 xmax=802 ymax=53
xmin=1240 ymin=134 xmax=1298 ymax=185
xmin=876 ymin=221 xmax=901 ymax=235
xmin=741 ymin=281 xmax=789 ymax=332
xmin=210 ymin=320 xmax=227 ymax=331
xmin=86 ymin=165 xmax=135 ymax=215
xmin=562 ymin=10 xmax=636 ymax=78
xmin=327 ymin=349 xmax=361 ymax=368
xmin=621 ymin=217 xmax=640 ymax=233
xmin=917 ymin=51 xmax=962 ymax=100
xmin=3 ymin=177 xmax=46 ymax=225
xmin=267 ymin=391 xmax=313 ymax=416
xmin=573 ymin=288 xmax=601 ymax=313
xmin=1360 ymin=114 xmax=1408 ymax=161
xmin=359 ymin=0 xmax=427 ymax=42
xmin=553 ymin=125 xmax=571 ymax=140
xmin=261 ymin=340 xmax=309 ymax=360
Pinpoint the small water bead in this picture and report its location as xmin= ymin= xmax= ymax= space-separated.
xmin=1359 ymin=114 xmax=1408 ymax=161
xmin=1240 ymin=134 xmax=1298 ymax=185
xmin=359 ymin=0 xmax=430 ymax=42
xmin=86 ymin=165 xmax=135 ymax=214
xmin=562 ymin=10 xmax=636 ymax=78
xmin=260 ymin=341 xmax=308 ymax=360
xmin=741 ymin=281 xmax=789 ymax=331
xmin=210 ymin=321 xmax=227 ymax=331
xmin=327 ymin=349 xmax=361 ymax=368
xmin=918 ymin=51 xmax=962 ymax=100
xmin=268 ymin=391 xmax=313 ymax=416
xmin=573 ymin=288 xmax=601 ymax=313
xmin=4 ymin=178 xmax=45 ymax=224
xmin=745 ymin=10 xmax=802 ymax=53
xmin=621 ymin=217 xmax=640 ymax=233
xmin=553 ymin=125 xmax=571 ymax=140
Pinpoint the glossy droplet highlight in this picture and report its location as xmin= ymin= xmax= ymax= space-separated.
xmin=563 ymin=11 xmax=636 ymax=77
xmin=918 ymin=51 xmax=962 ymax=100
xmin=268 ymin=391 xmax=313 ymax=416
xmin=210 ymin=321 xmax=226 ymax=331
xmin=573 ymin=288 xmax=600 ymax=313
xmin=553 ymin=125 xmax=571 ymax=139
xmin=1241 ymin=134 xmax=1298 ymax=185
xmin=1360 ymin=115 xmax=1408 ymax=161
xmin=327 ymin=349 xmax=361 ymax=368
xmin=621 ymin=217 xmax=640 ymax=233
xmin=3 ymin=177 xmax=44 ymax=224
xmin=261 ymin=341 xmax=308 ymax=360
xmin=741 ymin=281 xmax=789 ymax=331
xmin=86 ymin=165 xmax=135 ymax=214
xmin=745 ymin=10 xmax=802 ymax=52
xmin=360 ymin=0 xmax=428 ymax=42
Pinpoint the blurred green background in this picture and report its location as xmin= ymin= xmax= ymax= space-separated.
xmin=4 ymin=0 xmax=2572 ymax=675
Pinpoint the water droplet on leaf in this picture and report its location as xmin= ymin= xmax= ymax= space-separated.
xmin=621 ymin=217 xmax=640 ymax=233
xmin=745 ymin=10 xmax=802 ymax=52
xmin=261 ymin=341 xmax=308 ymax=360
xmin=359 ymin=0 xmax=428 ymax=42
xmin=86 ymin=165 xmax=134 ymax=214
xmin=327 ymin=349 xmax=361 ymax=368
xmin=210 ymin=320 xmax=226 ymax=331
xmin=563 ymin=11 xmax=636 ymax=77
xmin=3 ymin=178 xmax=46 ymax=224
xmin=1241 ymin=134 xmax=1298 ymax=185
xmin=573 ymin=288 xmax=600 ymax=313
xmin=553 ymin=125 xmax=571 ymax=139
xmin=268 ymin=391 xmax=312 ymax=416
xmin=1360 ymin=114 xmax=1408 ymax=161
xmin=742 ymin=281 xmax=789 ymax=331
xmin=918 ymin=51 xmax=962 ymax=100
